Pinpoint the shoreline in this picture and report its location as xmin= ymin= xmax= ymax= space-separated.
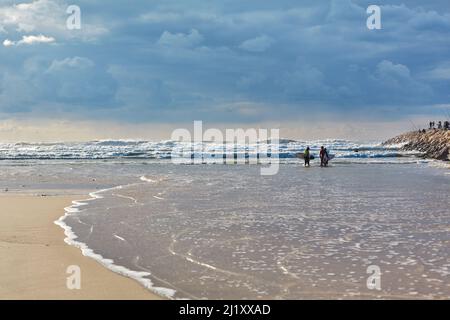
xmin=0 ymin=194 xmax=162 ymax=300
xmin=56 ymin=186 xmax=176 ymax=299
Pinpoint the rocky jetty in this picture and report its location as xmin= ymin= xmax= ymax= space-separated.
xmin=383 ymin=129 xmax=450 ymax=161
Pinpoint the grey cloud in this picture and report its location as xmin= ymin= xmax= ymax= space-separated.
xmin=0 ymin=0 xmax=449 ymax=123
xmin=157 ymin=29 xmax=203 ymax=48
xmin=239 ymin=35 xmax=274 ymax=52
xmin=0 ymin=55 xmax=117 ymax=112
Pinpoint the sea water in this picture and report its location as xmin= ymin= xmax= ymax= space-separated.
xmin=0 ymin=140 xmax=449 ymax=299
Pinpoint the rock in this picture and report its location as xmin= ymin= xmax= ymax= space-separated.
xmin=434 ymin=146 xmax=449 ymax=161
xmin=384 ymin=129 xmax=450 ymax=161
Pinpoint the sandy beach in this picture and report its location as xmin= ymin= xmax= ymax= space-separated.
xmin=0 ymin=194 xmax=161 ymax=300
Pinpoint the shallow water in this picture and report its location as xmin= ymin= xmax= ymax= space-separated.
xmin=57 ymin=163 xmax=450 ymax=299
xmin=1 ymin=144 xmax=449 ymax=299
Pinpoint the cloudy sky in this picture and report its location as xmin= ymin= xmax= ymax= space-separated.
xmin=0 ymin=0 xmax=450 ymax=141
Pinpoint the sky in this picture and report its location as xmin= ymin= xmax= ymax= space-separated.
xmin=0 ymin=0 xmax=450 ymax=141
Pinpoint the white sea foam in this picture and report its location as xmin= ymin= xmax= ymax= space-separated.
xmin=0 ymin=139 xmax=420 ymax=164
xmin=54 ymin=185 xmax=176 ymax=299
xmin=113 ymin=234 xmax=126 ymax=241
xmin=140 ymin=175 xmax=157 ymax=183
xmin=428 ymin=160 xmax=450 ymax=170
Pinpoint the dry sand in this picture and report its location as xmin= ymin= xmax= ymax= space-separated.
xmin=0 ymin=195 xmax=161 ymax=300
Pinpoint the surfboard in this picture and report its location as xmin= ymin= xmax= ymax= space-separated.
xmin=297 ymin=153 xmax=315 ymax=160
xmin=323 ymin=154 xmax=335 ymax=163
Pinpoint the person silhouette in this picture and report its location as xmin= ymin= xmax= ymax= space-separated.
xmin=304 ymin=147 xmax=311 ymax=167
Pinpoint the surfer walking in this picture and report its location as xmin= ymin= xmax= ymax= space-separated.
xmin=304 ymin=147 xmax=311 ymax=167
xmin=320 ymin=146 xmax=325 ymax=167
xmin=320 ymin=146 xmax=330 ymax=167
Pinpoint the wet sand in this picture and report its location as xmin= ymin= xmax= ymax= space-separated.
xmin=0 ymin=195 xmax=161 ymax=300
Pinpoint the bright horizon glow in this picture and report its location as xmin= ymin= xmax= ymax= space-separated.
xmin=0 ymin=116 xmax=438 ymax=142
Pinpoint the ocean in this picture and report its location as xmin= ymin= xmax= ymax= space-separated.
xmin=1 ymin=139 xmax=449 ymax=299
